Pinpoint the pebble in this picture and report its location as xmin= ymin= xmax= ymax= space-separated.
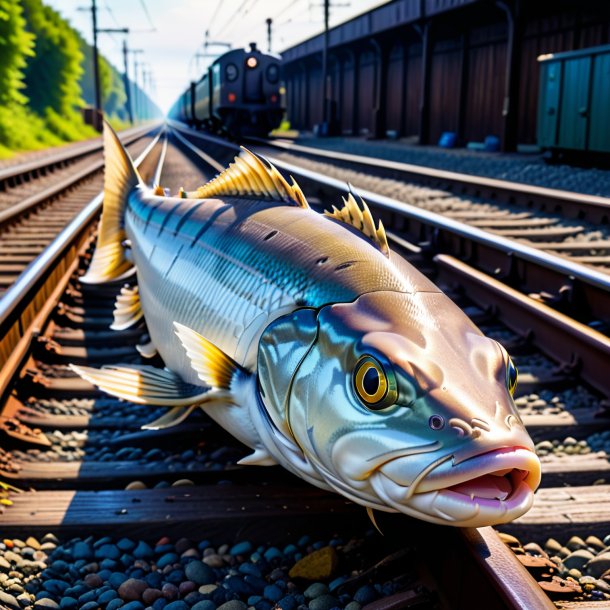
xmin=107 ymin=600 xmax=125 ymax=610
xmin=185 ymin=560 xmax=215 ymax=586
xmin=202 ymin=555 xmax=224 ymax=568
xmin=586 ymin=553 xmax=610 ymax=579
xmin=118 ymin=578 xmax=148 ymax=601
xmin=216 ymin=602 xmax=246 ymax=610
xmin=0 ymin=591 xmax=21 ymax=610
xmin=34 ymin=599 xmax=60 ymax=610
xmin=191 ymin=602 xmax=216 ymax=610
xmin=308 ymin=594 xmax=340 ymax=610
xmin=288 ymin=547 xmax=338 ymax=581
xmin=165 ymin=602 xmax=188 ymax=610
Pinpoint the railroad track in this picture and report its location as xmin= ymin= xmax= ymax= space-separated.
xmin=0 ymin=123 xmax=163 ymax=296
xmin=0 ymin=127 xmax=607 ymax=609
xmin=248 ymin=136 xmax=610 ymax=272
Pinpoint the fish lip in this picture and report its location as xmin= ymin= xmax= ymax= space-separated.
xmin=371 ymin=446 xmax=541 ymax=526
xmin=379 ymin=445 xmax=541 ymax=496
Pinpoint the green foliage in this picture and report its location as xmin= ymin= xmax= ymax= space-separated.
xmin=0 ymin=0 xmax=34 ymax=106
xmin=22 ymin=0 xmax=84 ymax=115
xmin=0 ymin=0 xmax=154 ymax=156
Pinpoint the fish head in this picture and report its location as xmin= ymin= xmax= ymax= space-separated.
xmin=280 ymin=291 xmax=540 ymax=527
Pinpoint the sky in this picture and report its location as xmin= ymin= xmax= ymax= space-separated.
xmin=46 ymin=0 xmax=385 ymax=113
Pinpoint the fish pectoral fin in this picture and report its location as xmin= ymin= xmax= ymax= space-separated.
xmin=173 ymin=322 xmax=248 ymax=390
xmin=136 ymin=340 xmax=158 ymax=359
xmin=111 ymin=285 xmax=144 ymax=331
xmin=142 ymin=389 xmax=233 ymax=430
xmin=69 ymin=363 xmax=209 ymax=406
xmin=237 ymin=447 xmax=278 ymax=467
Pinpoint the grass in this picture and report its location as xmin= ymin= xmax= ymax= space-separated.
xmin=0 ymin=104 xmax=128 ymax=159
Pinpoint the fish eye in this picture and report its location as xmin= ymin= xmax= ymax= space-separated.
xmin=353 ymin=356 xmax=397 ymax=411
xmin=506 ymin=357 xmax=518 ymax=396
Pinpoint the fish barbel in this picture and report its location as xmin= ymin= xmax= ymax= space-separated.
xmin=72 ymin=124 xmax=541 ymax=527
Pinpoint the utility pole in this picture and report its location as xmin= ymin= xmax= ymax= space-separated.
xmin=321 ymin=0 xmax=329 ymax=132
xmin=90 ymin=0 xmax=102 ymax=122
xmin=122 ymin=39 xmax=134 ymax=123
xmin=266 ymin=18 xmax=272 ymax=53
xmin=131 ymin=49 xmax=144 ymax=122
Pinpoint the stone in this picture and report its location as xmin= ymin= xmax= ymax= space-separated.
xmin=121 ymin=603 xmax=144 ymax=610
xmin=523 ymin=542 xmax=547 ymax=557
xmin=59 ymin=598 xmax=78 ymax=610
xmin=185 ymin=561 xmax=215 ymax=586
xmin=179 ymin=581 xmax=196 ymax=596
xmin=118 ymin=578 xmax=148 ymax=601
xmin=353 ymin=585 xmax=378 ymax=605
xmin=84 ymin=573 xmax=103 ymax=588
xmin=72 ymin=542 xmax=93 ymax=560
xmin=288 ymin=547 xmax=338 ymax=581
xmin=0 ymin=591 xmax=21 ymax=610
xmin=216 ymin=602 xmax=246 ymax=610
xmin=586 ymin=553 xmax=610 ymax=579
xmin=125 ymin=481 xmax=147 ymax=490
xmin=132 ymin=542 xmax=153 ymax=560
xmin=586 ymin=536 xmax=606 ymax=552
xmin=0 ymin=556 xmax=10 ymax=571
xmin=106 ymin=600 xmax=124 ymax=610
xmin=43 ymin=580 xmax=69 ymax=596
xmin=80 ymin=602 xmax=100 ymax=610
xmin=308 ymin=594 xmax=339 ymax=610
xmin=109 ymin=572 xmax=128 ymax=588
xmin=191 ymin=602 xmax=216 ymax=610
xmin=304 ymin=583 xmax=329 ymax=599
xmin=263 ymin=584 xmax=283 ymax=602
xmin=142 ymin=589 xmax=162 ymax=605
xmin=564 ymin=550 xmax=595 ymax=570
xmin=34 ymin=600 xmax=60 ymax=610
xmin=198 ymin=585 xmax=218 ymax=595
xmin=498 ymin=533 xmax=521 ymax=548
xmin=566 ymin=536 xmax=587 ymax=551
xmin=156 ymin=553 xmax=179 ymax=570
xmin=275 ymin=595 xmax=297 ymax=610
xmin=202 ymin=555 xmax=224 ymax=568
xmin=544 ymin=539 xmax=562 ymax=554
xmin=345 ymin=603 xmax=361 ymax=610
xmin=161 ymin=584 xmax=179 ymax=601
xmin=229 ymin=542 xmax=253 ymax=556
xmin=25 ymin=538 xmax=41 ymax=551
xmin=99 ymin=590 xmax=118 ymax=604
xmin=164 ymin=602 xmax=188 ymax=610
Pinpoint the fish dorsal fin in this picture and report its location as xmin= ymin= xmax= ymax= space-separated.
xmin=324 ymin=191 xmax=389 ymax=257
xmin=188 ymin=147 xmax=309 ymax=209
xmin=174 ymin=322 xmax=247 ymax=390
xmin=111 ymin=285 xmax=144 ymax=331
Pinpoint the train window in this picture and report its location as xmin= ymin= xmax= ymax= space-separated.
xmin=266 ymin=64 xmax=279 ymax=83
xmin=226 ymin=63 xmax=238 ymax=82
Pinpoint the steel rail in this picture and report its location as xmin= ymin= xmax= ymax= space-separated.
xmin=0 ymin=130 xmax=164 ymax=398
xmin=170 ymin=124 xmax=610 ymax=297
xmin=253 ymin=136 xmax=610 ymax=224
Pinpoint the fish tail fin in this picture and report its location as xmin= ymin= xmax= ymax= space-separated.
xmin=81 ymin=120 xmax=142 ymax=284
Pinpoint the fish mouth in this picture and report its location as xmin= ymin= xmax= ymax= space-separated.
xmin=370 ymin=446 xmax=541 ymax=527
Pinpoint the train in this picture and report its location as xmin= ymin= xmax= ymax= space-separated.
xmin=169 ymin=43 xmax=284 ymax=138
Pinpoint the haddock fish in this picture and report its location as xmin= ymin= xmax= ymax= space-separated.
xmin=73 ymin=123 xmax=541 ymax=527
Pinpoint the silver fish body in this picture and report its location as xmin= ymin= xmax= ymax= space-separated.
xmin=74 ymin=124 xmax=541 ymax=527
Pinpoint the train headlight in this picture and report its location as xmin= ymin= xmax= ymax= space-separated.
xmin=226 ymin=63 xmax=238 ymax=82
xmin=246 ymin=57 xmax=258 ymax=69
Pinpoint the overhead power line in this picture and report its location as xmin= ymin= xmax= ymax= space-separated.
xmin=139 ymin=0 xmax=156 ymax=31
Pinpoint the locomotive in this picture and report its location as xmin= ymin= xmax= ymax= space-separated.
xmin=170 ymin=43 xmax=284 ymax=138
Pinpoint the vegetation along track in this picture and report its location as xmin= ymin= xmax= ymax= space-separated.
xmin=0 ymin=127 xmax=607 ymax=609
xmin=0 ymin=123 xmax=163 ymax=296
